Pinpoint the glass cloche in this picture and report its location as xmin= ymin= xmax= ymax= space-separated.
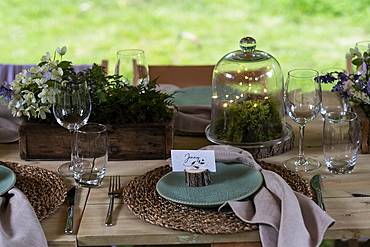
xmin=205 ymin=36 xmax=292 ymax=148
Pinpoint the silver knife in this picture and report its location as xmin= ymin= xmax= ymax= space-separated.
xmin=311 ymin=174 xmax=326 ymax=212
xmin=65 ymin=186 xmax=77 ymax=234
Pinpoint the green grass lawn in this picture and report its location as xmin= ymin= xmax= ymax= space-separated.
xmin=0 ymin=0 xmax=369 ymax=77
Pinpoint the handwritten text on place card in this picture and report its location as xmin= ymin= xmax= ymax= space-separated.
xmin=171 ymin=150 xmax=216 ymax=172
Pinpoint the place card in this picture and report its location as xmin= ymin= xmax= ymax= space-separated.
xmin=171 ymin=150 xmax=216 ymax=172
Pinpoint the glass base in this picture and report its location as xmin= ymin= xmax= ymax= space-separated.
xmin=283 ymin=157 xmax=321 ymax=172
xmin=57 ymin=162 xmax=74 ymax=177
xmin=326 ymin=161 xmax=355 ymax=175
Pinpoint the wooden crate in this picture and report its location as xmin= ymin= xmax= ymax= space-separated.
xmin=18 ymin=121 xmax=174 ymax=160
xmin=352 ymin=105 xmax=370 ymax=154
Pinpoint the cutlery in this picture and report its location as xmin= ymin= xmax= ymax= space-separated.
xmin=65 ymin=186 xmax=77 ymax=234
xmin=311 ymin=174 xmax=326 ymax=212
xmin=105 ymin=176 xmax=121 ymax=226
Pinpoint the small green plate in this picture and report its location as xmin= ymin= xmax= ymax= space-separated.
xmin=156 ymin=162 xmax=263 ymax=207
xmin=0 ymin=165 xmax=16 ymax=196
xmin=172 ymin=86 xmax=212 ymax=106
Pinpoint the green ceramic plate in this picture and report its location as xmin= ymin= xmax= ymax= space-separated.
xmin=156 ymin=162 xmax=263 ymax=207
xmin=172 ymin=86 xmax=212 ymax=106
xmin=0 ymin=165 xmax=16 ymax=196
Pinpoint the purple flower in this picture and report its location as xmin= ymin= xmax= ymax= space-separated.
xmin=0 ymin=81 xmax=14 ymax=101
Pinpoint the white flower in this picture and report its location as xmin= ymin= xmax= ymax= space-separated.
xmin=56 ymin=46 xmax=67 ymax=55
xmin=14 ymin=70 xmax=27 ymax=83
xmin=40 ymin=64 xmax=49 ymax=73
xmin=29 ymin=66 xmax=41 ymax=75
xmin=37 ymin=105 xmax=51 ymax=119
xmin=353 ymin=91 xmax=370 ymax=104
xmin=23 ymin=90 xmax=37 ymax=103
xmin=34 ymin=78 xmax=48 ymax=88
xmin=2 ymin=46 xmax=72 ymax=121
xmin=49 ymin=61 xmax=58 ymax=69
xmin=24 ymin=105 xmax=37 ymax=119
xmin=349 ymin=47 xmax=362 ymax=58
xmin=41 ymin=52 xmax=51 ymax=62
xmin=38 ymin=88 xmax=53 ymax=103
xmin=51 ymin=67 xmax=63 ymax=81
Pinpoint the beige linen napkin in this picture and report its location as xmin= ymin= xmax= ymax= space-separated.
xmin=0 ymin=188 xmax=47 ymax=247
xmin=0 ymin=105 xmax=21 ymax=143
xmin=199 ymin=145 xmax=335 ymax=247
xmin=174 ymin=105 xmax=211 ymax=134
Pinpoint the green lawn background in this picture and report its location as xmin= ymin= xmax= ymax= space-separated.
xmin=0 ymin=0 xmax=369 ymax=77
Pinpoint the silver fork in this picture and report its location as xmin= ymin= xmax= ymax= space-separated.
xmin=105 ymin=176 xmax=121 ymax=226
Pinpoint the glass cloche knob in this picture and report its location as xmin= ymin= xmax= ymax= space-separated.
xmin=240 ymin=37 xmax=256 ymax=52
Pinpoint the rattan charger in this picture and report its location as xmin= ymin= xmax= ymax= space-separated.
xmin=123 ymin=160 xmax=312 ymax=234
xmin=0 ymin=161 xmax=67 ymax=221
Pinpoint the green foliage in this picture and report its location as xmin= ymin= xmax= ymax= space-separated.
xmin=27 ymin=64 xmax=175 ymax=124
xmin=215 ymin=98 xmax=284 ymax=143
xmin=88 ymin=75 xmax=176 ymax=124
xmin=76 ymin=64 xmax=175 ymax=124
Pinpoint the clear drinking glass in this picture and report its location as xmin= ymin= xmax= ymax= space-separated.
xmin=72 ymin=123 xmax=108 ymax=187
xmin=115 ymin=49 xmax=149 ymax=86
xmin=320 ymin=68 xmax=349 ymax=118
xmin=323 ymin=111 xmax=360 ymax=174
xmin=283 ymin=69 xmax=322 ymax=172
xmin=53 ymin=81 xmax=91 ymax=176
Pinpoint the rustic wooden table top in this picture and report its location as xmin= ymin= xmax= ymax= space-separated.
xmin=1 ymin=116 xmax=370 ymax=246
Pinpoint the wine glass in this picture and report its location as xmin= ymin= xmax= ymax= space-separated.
xmin=283 ymin=69 xmax=322 ymax=172
xmin=115 ymin=49 xmax=149 ymax=86
xmin=53 ymin=80 xmax=92 ymax=176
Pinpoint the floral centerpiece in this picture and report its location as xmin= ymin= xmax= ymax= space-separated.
xmin=318 ymin=44 xmax=370 ymax=115
xmin=0 ymin=47 xmax=175 ymax=124
xmin=0 ymin=47 xmax=176 ymax=160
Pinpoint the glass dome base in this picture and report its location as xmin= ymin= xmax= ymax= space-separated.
xmin=205 ymin=123 xmax=293 ymax=149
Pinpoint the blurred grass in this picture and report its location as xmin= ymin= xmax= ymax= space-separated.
xmin=0 ymin=0 xmax=369 ymax=76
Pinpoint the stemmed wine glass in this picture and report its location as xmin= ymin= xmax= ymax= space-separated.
xmin=53 ymin=80 xmax=91 ymax=176
xmin=283 ymin=69 xmax=322 ymax=172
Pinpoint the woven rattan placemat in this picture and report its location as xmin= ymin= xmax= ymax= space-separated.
xmin=0 ymin=161 xmax=67 ymax=221
xmin=123 ymin=160 xmax=312 ymax=234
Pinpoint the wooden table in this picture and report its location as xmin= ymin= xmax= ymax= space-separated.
xmin=1 ymin=116 xmax=370 ymax=246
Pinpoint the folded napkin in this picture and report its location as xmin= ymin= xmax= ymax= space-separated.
xmin=0 ymin=188 xmax=47 ymax=247
xmin=174 ymin=105 xmax=211 ymax=134
xmin=158 ymin=85 xmax=212 ymax=135
xmin=198 ymin=145 xmax=335 ymax=247
xmin=0 ymin=105 xmax=21 ymax=143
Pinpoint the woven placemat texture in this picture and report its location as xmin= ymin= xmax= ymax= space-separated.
xmin=123 ymin=160 xmax=312 ymax=234
xmin=0 ymin=161 xmax=67 ymax=221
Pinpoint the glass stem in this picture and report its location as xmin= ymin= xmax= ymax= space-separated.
xmin=70 ymin=128 xmax=77 ymax=168
xmin=298 ymin=123 xmax=305 ymax=159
